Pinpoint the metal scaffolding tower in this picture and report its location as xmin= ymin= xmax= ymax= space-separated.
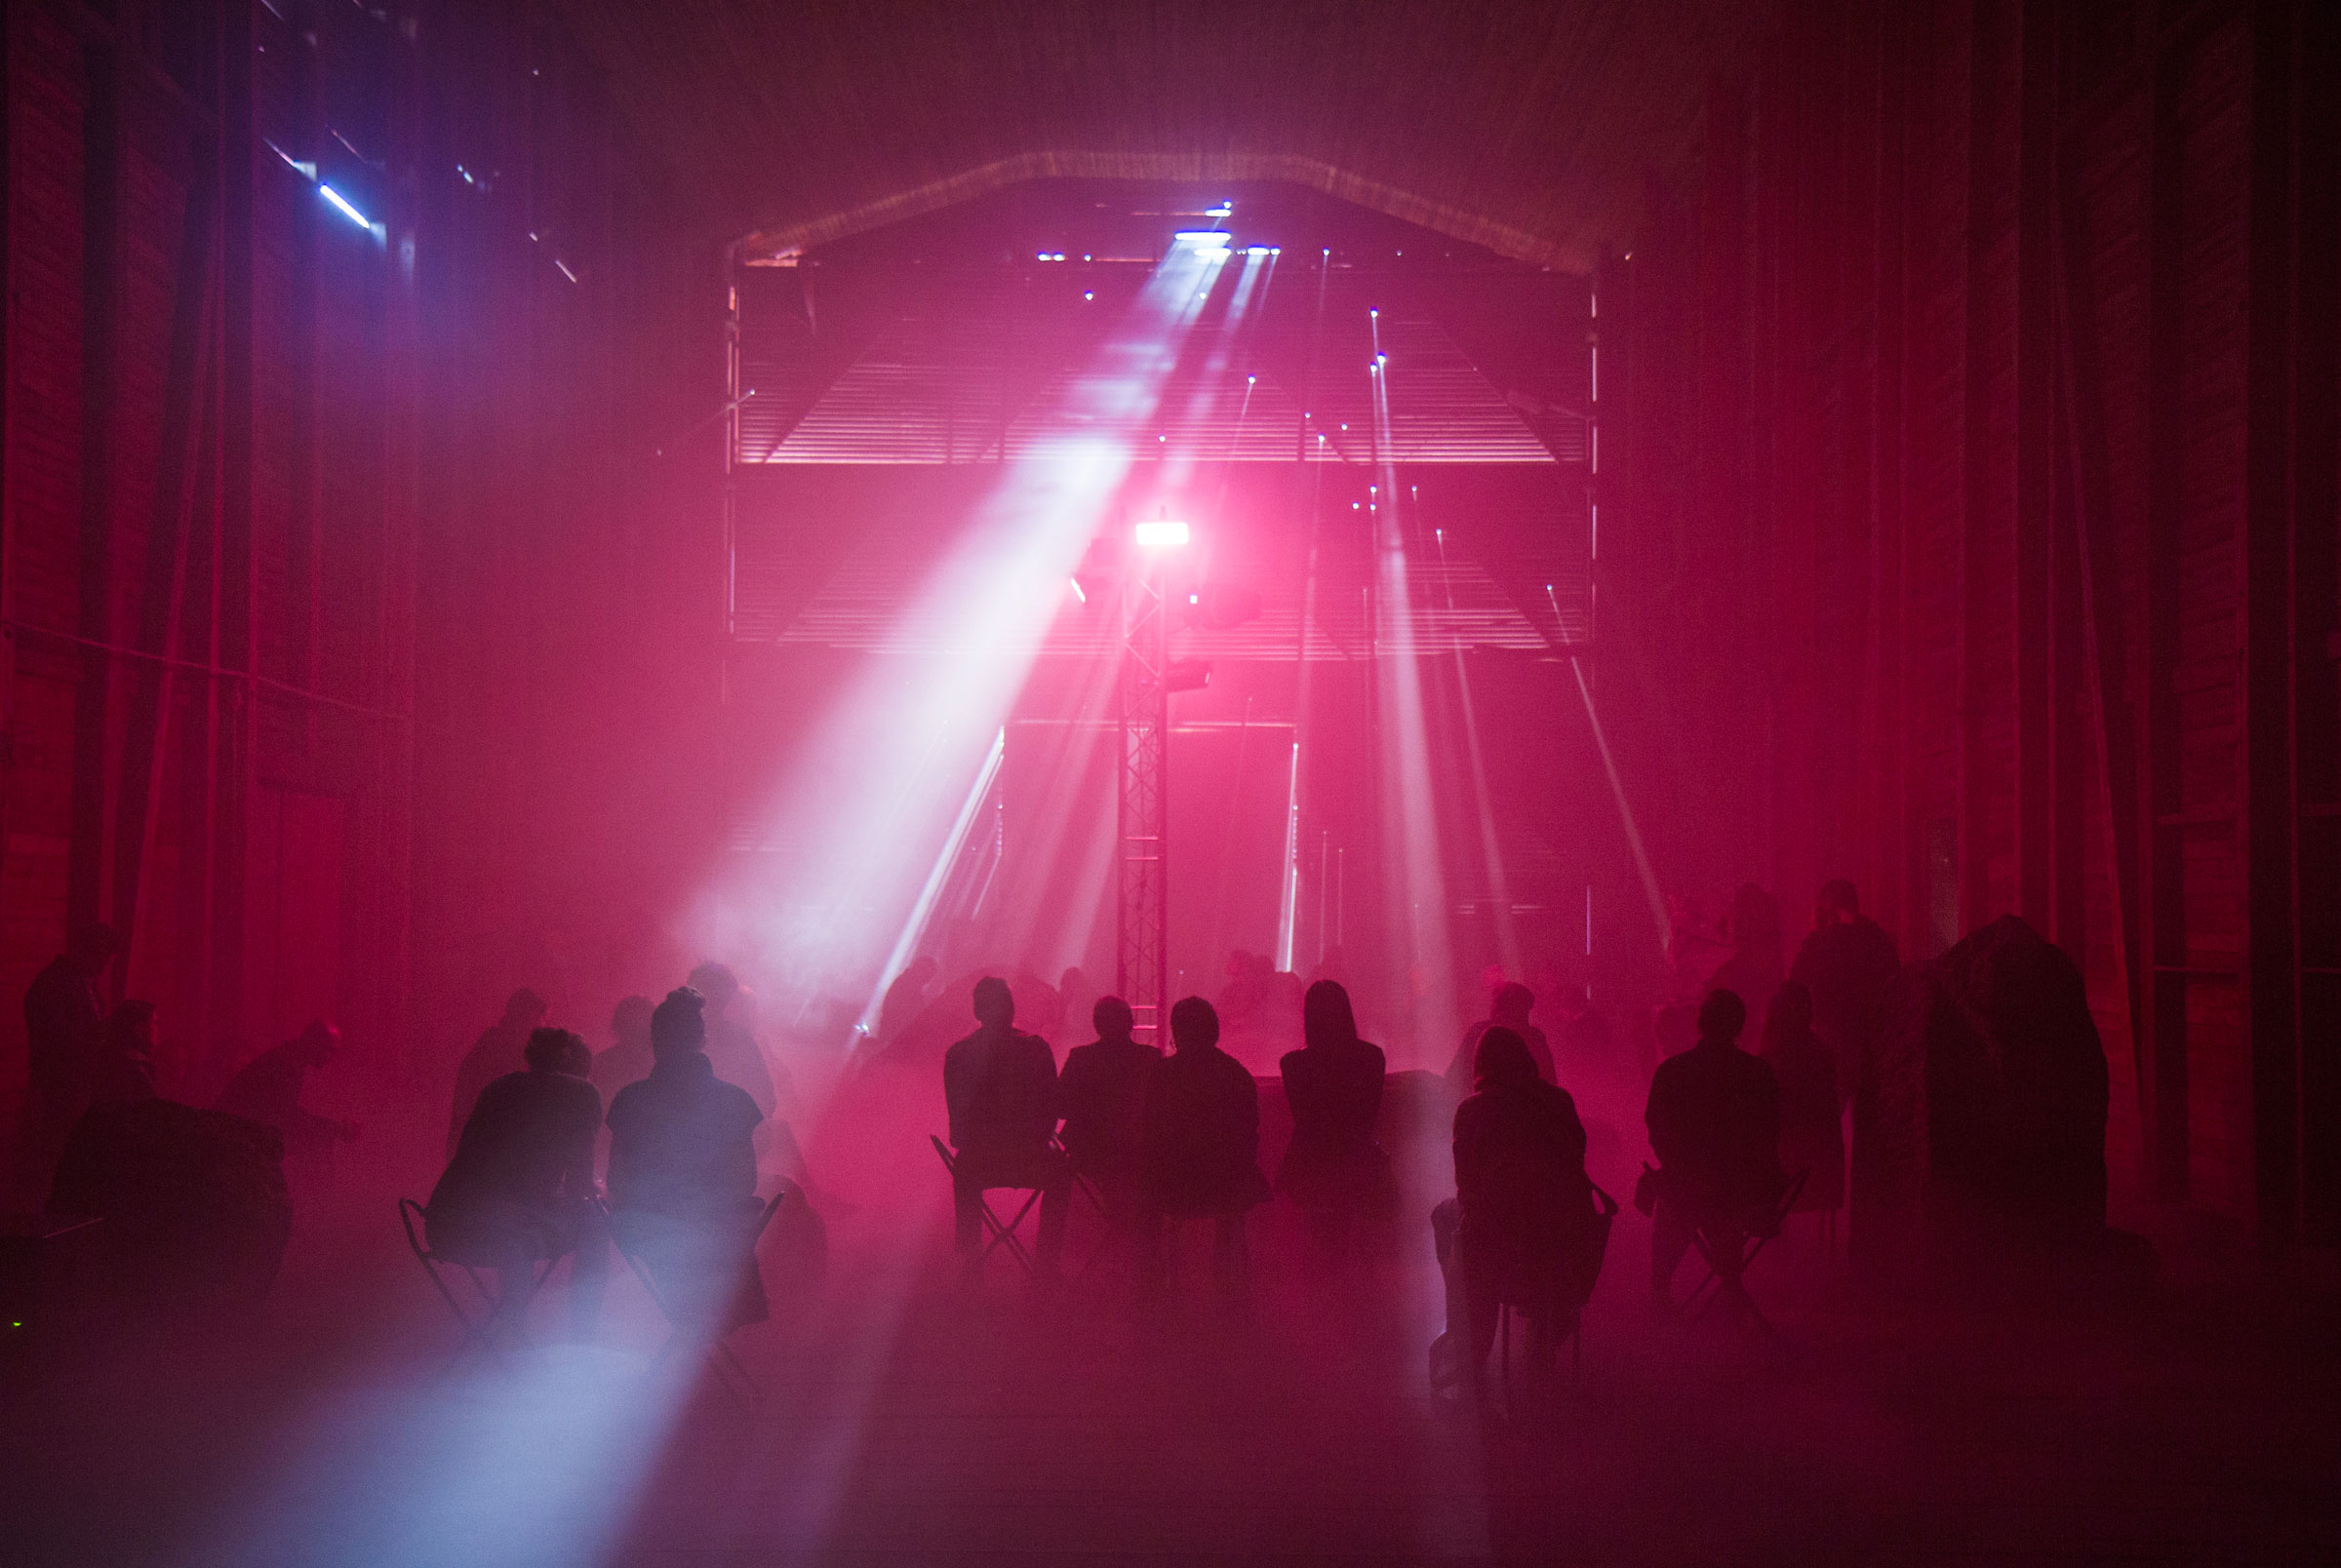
xmin=1117 ymin=551 xmax=1170 ymax=1047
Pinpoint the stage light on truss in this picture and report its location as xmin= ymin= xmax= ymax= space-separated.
xmin=1171 ymin=230 xmax=1234 ymax=257
xmin=1134 ymin=518 xmax=1191 ymax=549
xmin=1164 ymin=658 xmax=1211 ymax=693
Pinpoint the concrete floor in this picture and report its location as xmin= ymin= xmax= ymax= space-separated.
xmin=6 ymin=1138 xmax=2337 ymax=1567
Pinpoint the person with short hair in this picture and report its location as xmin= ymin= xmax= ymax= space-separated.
xmin=448 ymin=989 xmax=548 ymax=1159
xmin=606 ymin=987 xmax=771 ymax=1332
xmin=592 ymin=995 xmax=656 ymax=1098
xmin=218 ymin=1020 xmax=362 ymax=1158
xmin=1447 ymin=982 xmax=1554 ymax=1095
xmin=428 ymin=1025 xmax=609 ymax=1335
xmin=91 ymin=1000 xmax=162 ymax=1107
xmin=1644 ymin=988 xmax=1783 ymax=1307
xmin=1057 ymin=995 xmax=1159 ymax=1225
xmin=18 ymin=923 xmax=120 ymax=1185
xmin=1139 ymin=997 xmax=1269 ymax=1297
xmin=942 ymin=976 xmax=1069 ymax=1279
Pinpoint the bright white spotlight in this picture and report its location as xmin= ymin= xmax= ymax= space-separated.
xmin=319 ymin=184 xmax=372 ymax=229
xmin=1172 ymin=230 xmax=1233 ymax=256
xmin=1134 ymin=518 xmax=1190 ymax=548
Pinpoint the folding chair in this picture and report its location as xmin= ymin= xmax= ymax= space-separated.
xmin=397 ymin=1196 xmax=559 ymax=1374
xmin=608 ymin=1186 xmax=790 ymax=1409
xmin=1481 ymin=1178 xmax=1622 ymax=1414
xmin=1683 ymin=1166 xmax=1809 ymax=1336
xmin=1052 ymin=1135 xmax=1117 ymax=1279
xmin=932 ymin=1135 xmax=1044 ymax=1279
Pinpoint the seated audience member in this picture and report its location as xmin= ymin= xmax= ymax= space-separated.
xmin=1056 ymin=996 xmax=1158 ymax=1223
xmin=428 ymin=1025 xmax=609 ymax=1335
xmin=1434 ymin=1027 xmax=1599 ymax=1387
xmin=1277 ymin=980 xmax=1393 ymax=1262
xmin=1139 ymin=997 xmax=1270 ymax=1296
xmin=1644 ymin=988 xmax=1783 ymax=1307
xmin=449 ymin=989 xmax=547 ymax=1159
xmin=607 ymin=988 xmax=770 ymax=1332
xmin=942 ymin=977 xmax=1069 ymax=1279
xmin=592 ymin=995 xmax=656 ymax=1098
xmin=1446 ymin=982 xmax=1554 ymax=1096
xmin=218 ymin=1020 xmax=361 ymax=1162
xmin=689 ymin=961 xmax=789 ymax=1117
xmin=1758 ymin=980 xmax=1845 ymax=1216
xmin=876 ymin=957 xmax=939 ymax=1046
xmin=90 ymin=1001 xmax=162 ymax=1107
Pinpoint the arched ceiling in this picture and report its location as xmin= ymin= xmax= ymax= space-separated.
xmin=547 ymin=0 xmax=1769 ymax=271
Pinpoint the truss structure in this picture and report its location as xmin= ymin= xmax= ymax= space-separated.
xmin=1116 ymin=554 xmax=1170 ymax=1047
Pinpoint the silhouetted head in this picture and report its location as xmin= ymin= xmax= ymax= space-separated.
xmin=1473 ymin=1025 xmax=1538 ymax=1091
xmin=651 ymin=987 xmax=706 ymax=1058
xmin=972 ymin=975 xmax=1014 ymax=1029
xmin=293 ymin=1019 xmax=341 ymax=1067
xmin=1697 ymin=988 xmax=1747 ymax=1043
xmin=504 ymin=989 xmax=548 ymax=1027
xmin=1302 ymin=980 xmax=1359 ymax=1050
xmin=68 ymin=923 xmax=120 ymax=974
xmin=612 ymin=995 xmax=654 ymax=1049
xmin=1092 ymin=995 xmax=1134 ymax=1041
xmin=1816 ymin=880 xmax=1861 ymax=927
xmin=526 ymin=1025 xmax=586 ymax=1074
xmin=108 ymin=1000 xmax=158 ymax=1054
xmin=1491 ymin=981 xmax=1535 ymax=1025
xmin=1765 ymin=979 xmax=1814 ymax=1039
xmin=687 ymin=961 xmax=740 ymax=1007
xmin=1170 ymin=996 xmax=1219 ymax=1052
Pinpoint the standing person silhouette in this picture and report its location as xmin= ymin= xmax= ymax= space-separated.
xmin=1644 ymin=989 xmax=1783 ymax=1309
xmin=1139 ymin=997 xmax=1269 ymax=1300
xmin=449 ymin=990 xmax=547 ymax=1159
xmin=1447 ymin=983 xmax=1554 ymax=1094
xmin=1277 ymin=981 xmax=1393 ymax=1267
xmin=942 ymin=977 xmax=1069 ymax=1281
xmin=592 ymin=995 xmax=656 ymax=1098
xmin=1759 ymin=980 xmax=1844 ymax=1218
xmin=19 ymin=924 xmax=118 ymax=1190
xmin=1788 ymin=881 xmax=1900 ymax=1098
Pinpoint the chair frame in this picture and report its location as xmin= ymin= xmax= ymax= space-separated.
xmin=932 ymin=1135 xmax=1046 ymax=1278
xmin=1683 ymin=1165 xmax=1810 ymax=1336
xmin=397 ymin=1196 xmax=561 ymax=1375
xmin=607 ymin=1186 xmax=790 ymax=1409
xmin=1490 ymin=1179 xmax=1622 ymax=1411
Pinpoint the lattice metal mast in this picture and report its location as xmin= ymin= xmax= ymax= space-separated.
xmin=1117 ymin=546 xmax=1170 ymax=1047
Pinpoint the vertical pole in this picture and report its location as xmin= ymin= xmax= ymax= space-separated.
xmin=2242 ymin=0 xmax=2301 ymax=1257
xmin=2013 ymin=0 xmax=2058 ymax=927
xmin=2139 ymin=6 xmax=2190 ymax=1203
xmin=69 ymin=34 xmax=121 ymax=952
xmin=214 ymin=0 xmax=258 ymax=1060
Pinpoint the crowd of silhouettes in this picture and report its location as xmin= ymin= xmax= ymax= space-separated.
xmin=14 ymin=871 xmax=1905 ymax=1382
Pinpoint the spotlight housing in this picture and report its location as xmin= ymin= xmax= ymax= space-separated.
xmin=1165 ymin=658 xmax=1212 ymax=693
